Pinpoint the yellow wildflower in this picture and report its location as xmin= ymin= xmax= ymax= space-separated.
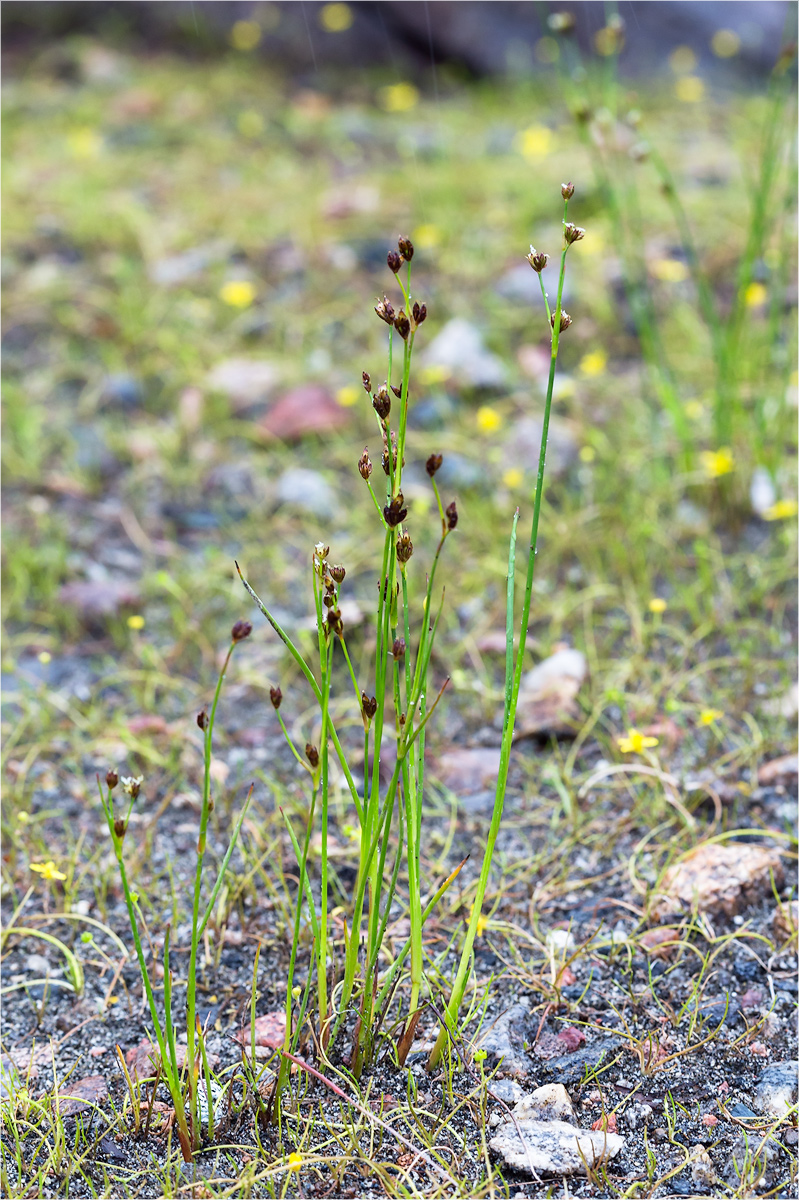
xmin=420 ymin=364 xmax=449 ymax=387
xmin=617 ymin=728 xmax=659 ymax=755
xmin=711 ymin=30 xmax=740 ymax=58
xmin=335 ymin=385 xmax=359 ymax=408
xmin=515 ymin=124 xmax=552 ymax=160
xmin=413 ymin=223 xmax=441 ymax=249
xmin=230 ymin=20 xmax=261 ymax=51
xmin=287 ymin=1152 xmax=303 ymax=1172
xmin=127 ymin=615 xmax=145 ymax=630
xmin=699 ymin=709 xmax=724 ymax=725
xmin=378 ymin=83 xmax=419 ymax=113
xmin=579 ymin=446 xmax=596 ymax=463
xmin=579 ymin=350 xmax=607 ymax=377
xmin=502 ymin=467 xmax=523 ymax=489
xmin=476 ymin=406 xmax=502 ymax=433
xmin=700 ymin=447 xmax=735 ymax=478
xmin=669 ymin=46 xmax=697 ymax=73
xmin=763 ymin=498 xmax=798 ymax=521
xmin=648 ymin=598 xmax=667 ymax=614
xmin=30 ymin=860 xmax=67 ymax=882
xmin=38 ymin=651 xmax=52 ymax=664
xmin=684 ymin=400 xmax=704 ymax=420
xmin=476 ymin=914 xmax=489 ymax=937
xmin=220 ymin=280 xmax=256 ymax=308
xmin=676 ymin=76 xmax=705 ymax=103
xmin=67 ymin=128 xmax=102 ymax=160
xmin=319 ymin=3 xmax=353 ymax=32
xmin=744 ymin=282 xmax=767 ymax=308
xmin=650 ymin=258 xmax=689 ymax=283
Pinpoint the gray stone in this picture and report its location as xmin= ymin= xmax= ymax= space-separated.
xmin=514 ymin=1084 xmax=575 ymax=1123
xmin=422 ymin=318 xmax=507 ymax=390
xmin=754 ymin=1061 xmax=798 ymax=1119
xmin=24 ymin=954 xmax=51 ymax=975
xmin=476 ymin=1001 xmax=532 ymax=1077
xmin=275 ymin=468 xmax=334 ymax=515
xmin=502 ymin=416 xmax=578 ymax=479
xmin=539 ymin=1036 xmax=625 ymax=1086
xmin=207 ymin=358 xmax=280 ymax=408
xmin=149 ymin=239 xmax=230 ymax=287
xmin=488 ymin=1078 xmax=526 ymax=1106
xmin=490 ymin=1117 xmax=624 ymax=1176
xmin=623 ymin=1102 xmax=653 ymax=1130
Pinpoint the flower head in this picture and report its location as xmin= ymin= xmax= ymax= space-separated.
xmin=699 ymin=709 xmax=724 ymax=726
xmin=616 ymin=728 xmax=659 ymax=755
xmin=648 ymin=597 xmax=667 ymax=614
xmin=700 ymin=447 xmax=735 ymax=478
xmin=763 ymin=498 xmax=798 ymax=521
xmin=30 ymin=860 xmax=66 ymax=882
xmin=287 ymin=1152 xmax=303 ymax=1172
xmin=121 ymin=775 xmax=143 ymax=797
xmin=220 ymin=280 xmax=256 ymax=308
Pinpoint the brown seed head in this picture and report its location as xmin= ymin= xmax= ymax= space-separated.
xmin=358 ymin=448 xmax=373 ymax=480
xmin=390 ymin=383 xmax=403 ymax=398
xmin=330 ymin=564 xmax=346 ymax=584
xmin=128 ymin=779 xmax=141 ymax=800
xmin=394 ymin=310 xmax=411 ymax=340
xmin=446 ymin=501 xmax=458 ymax=531
xmin=197 ymin=709 xmax=209 ymax=730
xmin=411 ymin=301 xmax=427 ymax=328
xmin=397 ymin=235 xmax=414 ymax=261
xmin=527 ymin=247 xmax=549 ymax=273
xmin=114 ymin=817 xmax=127 ymax=839
xmin=270 ymin=685 xmax=282 ymax=710
xmin=564 ymin=223 xmax=585 ymax=245
xmin=396 ymin=532 xmax=414 ymax=563
xmin=361 ymin=692 xmax=377 ymax=720
xmin=362 ymin=371 xmax=371 ymax=392
xmin=305 ymin=744 xmax=319 ymax=769
xmin=384 ymin=492 xmax=408 ymax=528
xmin=426 ymin=452 xmax=443 ymax=477
xmin=387 ymin=249 xmax=402 ymax=273
xmin=561 ymin=181 xmax=575 ymax=200
xmin=375 ymin=295 xmax=396 ymax=325
xmin=105 ymin=770 xmax=119 ymax=789
xmin=392 ymin=637 xmax=406 ymax=660
xmin=551 ymin=310 xmax=573 ymax=332
xmin=372 ymin=385 xmax=391 ymax=420
xmin=231 ymin=619 xmax=252 ymax=643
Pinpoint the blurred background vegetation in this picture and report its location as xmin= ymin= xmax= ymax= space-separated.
xmin=2 ymin=2 xmax=796 ymax=833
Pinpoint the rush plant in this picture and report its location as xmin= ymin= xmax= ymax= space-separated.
xmin=238 ymin=186 xmax=583 ymax=1095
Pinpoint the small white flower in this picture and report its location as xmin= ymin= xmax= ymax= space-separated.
xmin=120 ymin=775 xmax=144 ymax=795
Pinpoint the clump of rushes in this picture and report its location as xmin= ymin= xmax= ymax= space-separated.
xmin=427 ymin=184 xmax=581 ymax=1067
xmin=98 ymin=622 xmax=254 ymax=1158
xmin=238 ymin=232 xmax=469 ymax=1094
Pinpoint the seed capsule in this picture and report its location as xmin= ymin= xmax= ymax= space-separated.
xmin=305 ymin=744 xmax=319 ymax=769
xmin=330 ymin=564 xmax=346 ymax=584
xmin=527 ymin=247 xmax=549 ymax=273
xmin=197 ymin=709 xmax=209 ymax=730
xmin=392 ymin=637 xmax=406 ymax=660
xmin=394 ymin=310 xmax=411 ymax=340
xmin=551 ymin=310 xmax=573 ymax=332
xmin=564 ymin=223 xmax=585 ymax=245
xmin=375 ymin=295 xmax=395 ymax=325
xmin=387 ymin=249 xmax=402 ymax=273
xmin=106 ymin=770 xmax=119 ymax=789
xmin=396 ymin=532 xmax=413 ymax=563
xmin=446 ymin=501 xmax=458 ymax=531
xmin=361 ymin=693 xmax=377 ymax=720
xmin=561 ymin=181 xmax=575 ymax=200
xmin=372 ymin=386 xmax=391 ymax=420
xmin=384 ymin=492 xmax=408 ymax=528
xmin=362 ymin=371 xmax=371 ymax=392
xmin=426 ymin=452 xmax=443 ymax=477
xmin=358 ymin=448 xmax=373 ymax=480
xmin=231 ymin=619 xmax=252 ymax=643
xmin=270 ymin=685 xmax=282 ymax=710
xmin=397 ymin=235 xmax=414 ymax=261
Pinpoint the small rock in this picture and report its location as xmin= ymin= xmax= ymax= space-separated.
xmin=773 ymin=900 xmax=799 ymax=946
xmin=489 ymin=1117 xmax=624 ymax=1176
xmin=689 ymin=1143 xmax=716 ymax=1187
xmin=488 ymin=1078 xmax=526 ymax=1106
xmin=25 ymin=954 xmax=51 ymax=975
xmin=149 ymin=239 xmax=230 ymax=287
xmin=421 ymin=318 xmax=507 ymax=390
xmin=539 ymin=1037 xmax=624 ymax=1086
xmin=59 ymin=578 xmax=142 ymax=620
xmin=757 ymin=753 xmax=798 ymax=786
xmin=235 ymin=1010 xmax=286 ymax=1060
xmin=476 ymin=1001 xmax=532 ymax=1078
xmin=650 ymin=841 xmax=785 ymax=920
xmin=545 ymin=929 xmax=576 ymax=955
xmin=433 ymin=746 xmax=501 ymax=797
xmin=623 ymin=1102 xmax=653 ymax=1130
xmin=514 ymin=1084 xmax=575 ymax=1123
xmin=753 ymin=1061 xmax=798 ymax=1118
xmin=275 ymin=468 xmax=334 ymax=515
xmin=514 ymin=648 xmax=587 ymax=739
xmin=750 ymin=466 xmax=777 ymax=516
xmin=639 ymin=926 xmax=681 ymax=958
xmin=100 ymin=374 xmax=144 ymax=411
xmin=502 ymin=416 xmax=578 ymax=480
xmin=207 ymin=358 xmax=280 ymax=408
xmin=259 ymin=383 xmax=350 ymax=440
xmin=56 ymin=1074 xmax=108 ymax=1116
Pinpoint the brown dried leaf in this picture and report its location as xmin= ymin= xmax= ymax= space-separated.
xmin=259 ymin=384 xmax=350 ymax=441
xmin=56 ymin=1074 xmax=108 ymax=1115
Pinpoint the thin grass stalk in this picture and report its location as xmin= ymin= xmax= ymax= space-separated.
xmin=428 ymin=194 xmax=577 ymax=1066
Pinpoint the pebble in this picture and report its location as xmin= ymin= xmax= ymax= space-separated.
xmin=623 ymin=1102 xmax=653 ymax=1130
xmin=502 ymin=416 xmax=578 ymax=479
xmin=690 ymin=1144 xmax=716 ymax=1187
xmin=476 ymin=1001 xmax=532 ymax=1077
xmin=100 ymin=374 xmax=144 ymax=410
xmin=275 ymin=467 xmax=334 ymax=515
xmin=545 ymin=929 xmax=576 ymax=954
xmin=25 ymin=954 xmax=51 ymax=975
xmin=650 ymin=841 xmax=785 ymax=919
xmin=515 ymin=647 xmax=587 ymax=738
xmin=489 ymin=1117 xmax=624 ymax=1176
xmin=753 ymin=1060 xmax=798 ymax=1118
xmin=488 ymin=1078 xmax=526 ymax=1105
xmin=513 ymin=1084 xmax=575 ymax=1123
xmin=421 ymin=318 xmax=507 ymax=390
xmin=773 ymin=899 xmax=799 ymax=946
xmin=207 ymin=357 xmax=280 ymax=409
